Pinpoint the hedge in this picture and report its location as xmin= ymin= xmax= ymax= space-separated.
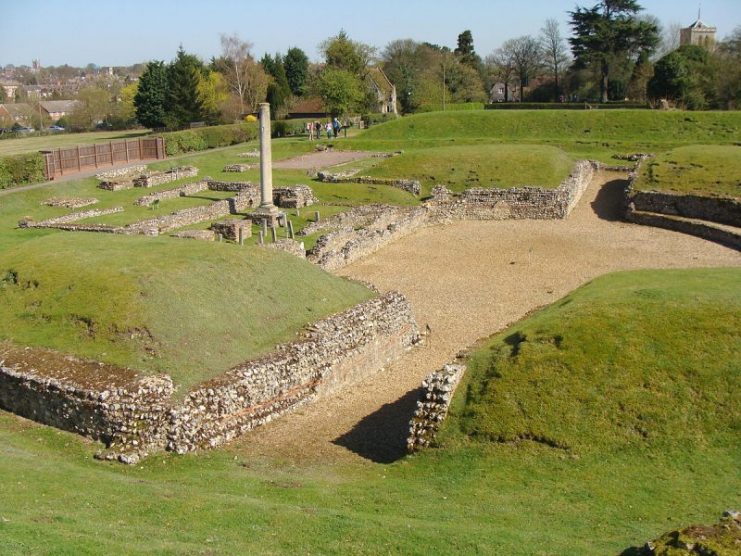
xmin=416 ymin=102 xmax=485 ymax=113
xmin=0 ymin=152 xmax=46 ymax=190
xmin=484 ymin=102 xmax=650 ymax=110
xmin=160 ymin=123 xmax=259 ymax=156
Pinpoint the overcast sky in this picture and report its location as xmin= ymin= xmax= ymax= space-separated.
xmin=1 ymin=0 xmax=739 ymax=68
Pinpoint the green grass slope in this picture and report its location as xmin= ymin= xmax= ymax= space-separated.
xmin=449 ymin=268 xmax=740 ymax=454
xmin=358 ymin=110 xmax=741 ymax=144
xmin=0 ymin=269 xmax=738 ymax=555
xmin=364 ymin=144 xmax=574 ymax=192
xmin=634 ymin=144 xmax=741 ymax=198
xmin=0 ymin=233 xmax=372 ymax=391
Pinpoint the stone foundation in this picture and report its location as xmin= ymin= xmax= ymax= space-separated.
xmin=223 ymin=163 xmax=256 ymax=172
xmin=42 ymin=197 xmax=99 ymax=209
xmin=96 ymin=165 xmax=147 ymax=181
xmin=265 ymin=239 xmax=306 ymax=258
xmin=172 ymin=230 xmax=217 ymax=241
xmin=407 ymin=363 xmax=466 ymax=452
xmin=134 ymin=181 xmax=209 ymax=207
xmin=210 ymin=219 xmax=252 ymax=241
xmin=628 ymin=189 xmax=740 ymax=228
xmin=273 ymin=185 xmax=317 ymax=208
xmin=625 ymin=209 xmax=741 ymax=251
xmin=0 ymin=292 xmax=419 ymax=463
xmin=21 ymin=207 xmax=124 ymax=229
xmin=133 ymin=166 xmax=198 ymax=188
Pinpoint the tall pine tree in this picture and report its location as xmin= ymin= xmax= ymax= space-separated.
xmin=261 ymin=53 xmax=291 ymax=116
xmin=134 ymin=61 xmax=167 ymax=128
xmin=165 ymin=47 xmax=205 ymax=127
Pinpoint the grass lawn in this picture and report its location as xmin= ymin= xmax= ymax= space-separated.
xmin=0 ymin=129 xmax=150 ymax=157
xmin=364 ymin=144 xmax=574 ymax=193
xmin=633 ymin=144 xmax=741 ymax=198
xmin=0 ymin=268 xmax=738 ymax=554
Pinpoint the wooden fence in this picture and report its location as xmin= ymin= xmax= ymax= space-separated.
xmin=41 ymin=137 xmax=166 ymax=180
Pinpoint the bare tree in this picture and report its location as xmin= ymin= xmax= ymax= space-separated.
xmin=654 ymin=21 xmax=682 ymax=59
xmin=486 ymin=45 xmax=517 ymax=101
xmin=511 ymin=36 xmax=542 ymax=93
xmin=219 ymin=33 xmax=253 ymax=115
xmin=540 ymin=19 xmax=569 ymax=95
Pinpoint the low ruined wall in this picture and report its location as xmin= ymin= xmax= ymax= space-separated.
xmin=407 ymin=363 xmax=465 ymax=452
xmin=307 ymin=205 xmax=429 ymax=270
xmin=42 ymin=197 xmax=98 ymax=209
xmin=21 ymin=207 xmax=124 ymax=229
xmin=126 ymin=200 xmax=232 ymax=236
xmin=265 ymin=238 xmax=306 ymax=258
xmin=0 ymin=292 xmax=419 ymax=462
xmin=134 ymin=181 xmax=209 ymax=207
xmin=317 ymin=171 xmax=421 ymax=196
xmin=273 ymin=185 xmax=317 ymax=208
xmin=0 ymin=343 xmax=173 ymax=464
xmin=625 ymin=209 xmax=741 ymax=251
xmin=96 ymin=165 xmax=147 ymax=181
xmin=628 ymin=190 xmax=740 ymax=228
xmin=167 ymin=291 xmax=419 ymax=453
xmin=133 ymin=166 xmax=198 ymax=188
xmin=207 ymin=179 xmax=257 ymax=192
xmin=428 ymin=160 xmax=595 ymax=222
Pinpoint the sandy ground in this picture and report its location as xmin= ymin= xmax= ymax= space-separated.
xmin=272 ymin=149 xmax=377 ymax=170
xmin=232 ymin=171 xmax=740 ymax=464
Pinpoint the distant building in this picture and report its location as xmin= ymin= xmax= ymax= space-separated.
xmin=0 ymin=103 xmax=34 ymax=126
xmin=680 ymin=15 xmax=716 ymax=49
xmin=366 ymin=67 xmax=397 ymax=115
xmin=286 ymin=96 xmax=327 ymax=119
xmin=39 ymin=100 xmax=81 ymax=121
xmin=0 ymin=81 xmax=20 ymax=100
xmin=489 ymin=82 xmax=520 ymax=103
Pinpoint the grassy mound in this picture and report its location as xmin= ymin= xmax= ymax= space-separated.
xmin=364 ymin=144 xmax=574 ymax=193
xmin=0 ymin=233 xmax=372 ymax=391
xmin=634 ymin=145 xmax=741 ymax=198
xmin=448 ymin=268 xmax=740 ymax=454
xmin=358 ymin=110 xmax=741 ymax=144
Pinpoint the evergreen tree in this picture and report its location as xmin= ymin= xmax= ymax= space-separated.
xmin=284 ymin=47 xmax=309 ymax=96
xmin=134 ymin=60 xmax=167 ymax=128
xmin=165 ymin=47 xmax=205 ymax=127
xmin=261 ymin=54 xmax=291 ymax=116
xmin=569 ymin=1 xmax=659 ymax=102
xmin=454 ymin=30 xmax=481 ymax=68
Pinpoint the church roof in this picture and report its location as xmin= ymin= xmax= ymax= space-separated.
xmin=688 ymin=19 xmax=715 ymax=30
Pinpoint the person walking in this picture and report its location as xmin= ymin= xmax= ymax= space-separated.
xmin=314 ymin=120 xmax=322 ymax=139
xmin=333 ymin=117 xmax=341 ymax=138
xmin=325 ymin=121 xmax=333 ymax=139
xmin=306 ymin=121 xmax=314 ymax=141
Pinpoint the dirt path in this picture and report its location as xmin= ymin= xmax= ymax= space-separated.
xmin=272 ymin=149 xmax=378 ymax=170
xmin=233 ymin=172 xmax=740 ymax=465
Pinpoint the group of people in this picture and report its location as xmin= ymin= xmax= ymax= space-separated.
xmin=306 ymin=117 xmax=344 ymax=140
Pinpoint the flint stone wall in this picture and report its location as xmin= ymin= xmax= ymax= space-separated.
xmin=427 ymin=160 xmax=595 ymax=221
xmin=273 ymin=185 xmax=317 ymax=208
xmin=628 ymin=190 xmax=740 ymax=228
xmin=207 ymin=179 xmax=257 ymax=192
xmin=407 ymin=363 xmax=466 ymax=452
xmin=306 ymin=204 xmax=429 ymax=270
xmin=625 ymin=209 xmax=741 ymax=251
xmin=42 ymin=197 xmax=98 ymax=209
xmin=0 ymin=292 xmax=419 ymax=462
xmin=133 ymin=166 xmax=198 ymax=188
xmin=134 ymin=181 xmax=209 ymax=206
xmin=172 ymin=230 xmax=217 ymax=241
xmin=223 ymin=163 xmax=256 ymax=172
xmin=168 ymin=291 xmax=419 ymax=453
xmin=265 ymin=239 xmax=306 ymax=258
xmin=96 ymin=165 xmax=147 ymax=181
xmin=21 ymin=207 xmax=124 ymax=229
xmin=126 ymin=200 xmax=232 ymax=236
xmin=210 ymin=219 xmax=252 ymax=241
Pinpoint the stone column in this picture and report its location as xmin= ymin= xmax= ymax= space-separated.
xmin=258 ymin=103 xmax=275 ymax=210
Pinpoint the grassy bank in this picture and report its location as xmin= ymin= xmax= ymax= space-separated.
xmin=1 ymin=268 xmax=738 ymax=554
xmin=364 ymin=144 xmax=574 ymax=193
xmin=634 ymin=145 xmax=741 ymax=198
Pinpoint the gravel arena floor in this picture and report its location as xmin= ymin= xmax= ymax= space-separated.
xmin=231 ymin=171 xmax=741 ymax=465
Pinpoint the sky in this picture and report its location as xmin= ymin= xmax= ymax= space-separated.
xmin=1 ymin=0 xmax=739 ymax=68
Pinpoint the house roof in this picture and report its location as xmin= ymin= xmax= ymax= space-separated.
xmin=367 ymin=67 xmax=394 ymax=96
xmin=0 ymin=103 xmax=32 ymax=118
xmin=688 ymin=19 xmax=716 ymax=30
xmin=39 ymin=100 xmax=80 ymax=113
xmin=288 ymin=96 xmax=326 ymax=115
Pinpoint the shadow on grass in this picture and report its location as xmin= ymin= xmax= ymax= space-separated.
xmin=332 ymin=387 xmax=422 ymax=464
xmin=618 ymin=547 xmax=647 ymax=556
xmin=591 ymin=178 xmax=629 ymax=221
